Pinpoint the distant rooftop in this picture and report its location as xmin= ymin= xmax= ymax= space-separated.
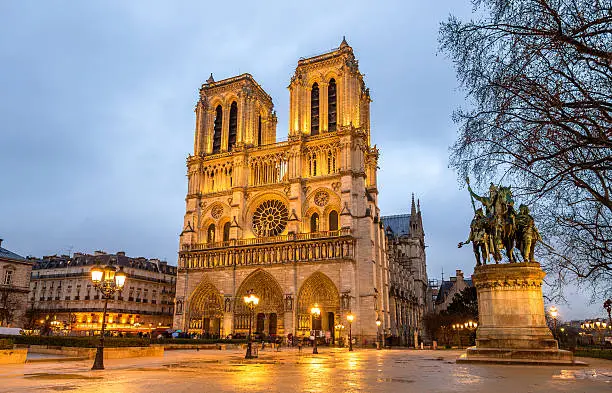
xmin=381 ymin=214 xmax=411 ymax=238
xmin=31 ymin=251 xmax=177 ymax=275
xmin=0 ymin=245 xmax=26 ymax=261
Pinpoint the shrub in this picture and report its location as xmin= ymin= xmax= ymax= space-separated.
xmin=0 ymin=338 xmax=13 ymax=349
xmin=0 ymin=335 xmax=150 ymax=348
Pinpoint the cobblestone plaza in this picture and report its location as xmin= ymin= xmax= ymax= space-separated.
xmin=1 ymin=349 xmax=610 ymax=393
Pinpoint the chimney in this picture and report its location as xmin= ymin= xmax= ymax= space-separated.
xmin=0 ymin=239 xmax=3 ymax=248
xmin=94 ymin=250 xmax=107 ymax=256
xmin=116 ymin=251 xmax=126 ymax=257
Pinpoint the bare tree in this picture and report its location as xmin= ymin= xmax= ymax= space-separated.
xmin=0 ymin=287 xmax=19 ymax=326
xmin=440 ymin=0 xmax=612 ymax=298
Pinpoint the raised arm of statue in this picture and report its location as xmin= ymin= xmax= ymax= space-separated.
xmin=467 ymin=184 xmax=487 ymax=205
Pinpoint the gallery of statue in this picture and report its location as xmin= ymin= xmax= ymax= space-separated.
xmin=173 ymin=39 xmax=428 ymax=345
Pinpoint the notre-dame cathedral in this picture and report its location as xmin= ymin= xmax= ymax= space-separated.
xmin=173 ymin=38 xmax=429 ymax=346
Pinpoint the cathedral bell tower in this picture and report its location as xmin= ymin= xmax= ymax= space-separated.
xmin=193 ymin=73 xmax=277 ymax=155
xmin=288 ymin=37 xmax=372 ymax=143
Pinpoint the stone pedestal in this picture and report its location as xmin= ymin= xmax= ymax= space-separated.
xmin=457 ymin=262 xmax=578 ymax=365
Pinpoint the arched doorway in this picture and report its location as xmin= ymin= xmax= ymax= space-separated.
xmin=187 ymin=278 xmax=223 ymax=337
xmin=234 ymin=269 xmax=285 ymax=338
xmin=297 ymin=272 xmax=340 ymax=342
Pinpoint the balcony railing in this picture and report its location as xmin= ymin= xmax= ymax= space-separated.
xmin=180 ymin=229 xmax=355 ymax=270
xmin=183 ymin=228 xmax=351 ymax=251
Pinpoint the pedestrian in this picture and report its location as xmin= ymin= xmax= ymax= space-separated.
xmin=297 ymin=339 xmax=303 ymax=353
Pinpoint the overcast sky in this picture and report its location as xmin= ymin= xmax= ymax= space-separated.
xmin=0 ymin=1 xmax=603 ymax=320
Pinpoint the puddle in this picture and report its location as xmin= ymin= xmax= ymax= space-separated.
xmin=377 ymin=377 xmax=415 ymax=384
xmin=25 ymin=373 xmax=103 ymax=380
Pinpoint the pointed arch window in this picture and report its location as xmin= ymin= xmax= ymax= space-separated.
xmin=228 ymin=101 xmax=238 ymax=151
xmin=223 ymin=222 xmax=231 ymax=242
xmin=207 ymin=224 xmax=216 ymax=244
xmin=213 ymin=105 xmax=222 ymax=154
xmin=311 ymin=83 xmax=320 ymax=136
xmin=310 ymin=213 xmax=319 ymax=233
xmin=328 ymin=78 xmax=337 ymax=132
xmin=329 ymin=211 xmax=339 ymax=231
xmin=257 ymin=115 xmax=263 ymax=146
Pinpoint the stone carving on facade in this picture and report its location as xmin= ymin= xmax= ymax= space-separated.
xmin=341 ymin=292 xmax=351 ymax=310
xmin=224 ymin=297 xmax=232 ymax=312
xmin=285 ymin=295 xmax=293 ymax=311
xmin=314 ymin=191 xmax=329 ymax=207
xmin=175 ymin=297 xmax=184 ymax=315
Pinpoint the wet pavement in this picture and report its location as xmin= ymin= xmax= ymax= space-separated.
xmin=0 ymin=348 xmax=611 ymax=392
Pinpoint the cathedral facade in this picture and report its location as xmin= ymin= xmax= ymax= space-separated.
xmin=173 ymin=39 xmax=409 ymax=344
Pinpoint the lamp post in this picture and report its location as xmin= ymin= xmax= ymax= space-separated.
xmin=310 ymin=304 xmax=321 ymax=354
xmin=549 ymin=306 xmax=559 ymax=339
xmin=90 ymin=262 xmax=127 ymax=370
xmin=347 ymin=312 xmax=354 ymax=351
xmin=375 ymin=316 xmax=382 ymax=350
xmin=452 ymin=324 xmax=459 ymax=348
xmin=243 ymin=289 xmax=259 ymax=359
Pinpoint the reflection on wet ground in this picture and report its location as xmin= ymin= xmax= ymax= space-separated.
xmin=1 ymin=348 xmax=611 ymax=392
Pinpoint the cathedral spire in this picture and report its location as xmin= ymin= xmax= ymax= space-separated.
xmin=206 ymin=73 xmax=215 ymax=84
xmin=411 ymin=193 xmax=417 ymax=216
xmin=339 ymin=36 xmax=349 ymax=49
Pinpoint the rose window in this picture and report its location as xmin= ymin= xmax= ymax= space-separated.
xmin=314 ymin=191 xmax=329 ymax=207
xmin=211 ymin=205 xmax=224 ymax=219
xmin=252 ymin=200 xmax=288 ymax=237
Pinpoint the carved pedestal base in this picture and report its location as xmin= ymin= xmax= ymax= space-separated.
xmin=457 ymin=262 xmax=579 ymax=365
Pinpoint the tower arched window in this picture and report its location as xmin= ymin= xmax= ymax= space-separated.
xmin=223 ymin=222 xmax=231 ymax=242
xmin=207 ymin=224 xmax=216 ymax=244
xmin=213 ymin=105 xmax=222 ymax=154
xmin=310 ymin=213 xmax=319 ymax=233
xmin=309 ymin=153 xmax=317 ymax=177
xmin=228 ymin=101 xmax=238 ymax=151
xmin=311 ymin=83 xmax=320 ymax=136
xmin=257 ymin=115 xmax=263 ymax=146
xmin=329 ymin=211 xmax=339 ymax=231
xmin=328 ymin=78 xmax=337 ymax=132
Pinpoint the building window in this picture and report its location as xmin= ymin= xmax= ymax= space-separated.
xmin=309 ymin=153 xmax=318 ymax=177
xmin=207 ymin=224 xmax=216 ymax=243
xmin=213 ymin=105 xmax=222 ymax=154
xmin=257 ymin=115 xmax=262 ymax=146
xmin=327 ymin=150 xmax=336 ymax=174
xmin=3 ymin=270 xmax=13 ymax=285
xmin=223 ymin=222 xmax=231 ymax=242
xmin=228 ymin=101 xmax=238 ymax=151
xmin=311 ymin=83 xmax=320 ymax=135
xmin=310 ymin=213 xmax=319 ymax=233
xmin=328 ymin=78 xmax=337 ymax=132
xmin=329 ymin=211 xmax=339 ymax=231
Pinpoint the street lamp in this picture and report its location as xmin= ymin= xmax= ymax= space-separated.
xmin=310 ymin=304 xmax=321 ymax=354
xmin=243 ymin=289 xmax=259 ymax=359
xmin=452 ymin=323 xmax=463 ymax=349
xmin=90 ymin=262 xmax=127 ymax=370
xmin=549 ymin=306 xmax=559 ymax=339
xmin=375 ymin=316 xmax=382 ymax=350
xmin=347 ymin=312 xmax=355 ymax=351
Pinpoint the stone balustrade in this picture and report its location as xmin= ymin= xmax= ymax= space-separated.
xmin=179 ymin=229 xmax=355 ymax=270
